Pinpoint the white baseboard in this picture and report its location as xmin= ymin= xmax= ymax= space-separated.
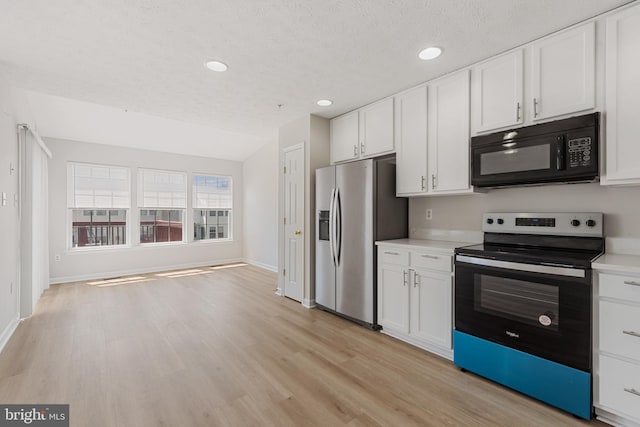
xmin=49 ymin=257 xmax=245 ymax=284
xmin=302 ymin=298 xmax=316 ymax=309
xmin=0 ymin=317 xmax=20 ymax=355
xmin=244 ymin=259 xmax=278 ymax=272
xmin=274 ymin=288 xmax=283 ymax=296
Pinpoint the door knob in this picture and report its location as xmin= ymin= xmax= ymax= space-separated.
xmin=294 ymin=230 xmax=302 ymax=235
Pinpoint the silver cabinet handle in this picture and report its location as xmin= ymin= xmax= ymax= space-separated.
xmin=413 ymin=271 xmax=420 ymax=288
xmin=516 ymin=102 xmax=521 ymax=121
xmin=360 ymin=142 xmax=365 ymax=154
xmin=533 ymin=98 xmax=539 ymax=117
xmin=431 ymin=174 xmax=436 ymax=190
xmin=623 ymin=330 xmax=640 ymax=338
xmin=624 ymin=280 xmax=640 ymax=287
xmin=421 ymin=176 xmax=426 ymax=191
xmin=384 ymin=251 xmax=399 ymax=255
xmin=421 ymin=254 xmax=439 ymax=260
xmin=403 ymin=270 xmax=408 ymax=286
xmin=353 ymin=145 xmax=358 ymax=156
xmin=624 ymin=388 xmax=640 ymax=397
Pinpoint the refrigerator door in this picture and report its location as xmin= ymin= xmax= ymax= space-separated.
xmin=336 ymin=160 xmax=374 ymax=324
xmin=315 ymin=166 xmax=336 ymax=310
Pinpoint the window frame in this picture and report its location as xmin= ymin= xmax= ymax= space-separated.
xmin=192 ymin=173 xmax=233 ymax=243
xmin=67 ymin=162 xmax=131 ymax=251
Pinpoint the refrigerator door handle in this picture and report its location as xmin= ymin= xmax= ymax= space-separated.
xmin=329 ymin=188 xmax=337 ymax=267
xmin=335 ymin=187 xmax=342 ymax=265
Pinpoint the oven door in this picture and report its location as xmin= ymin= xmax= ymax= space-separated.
xmin=455 ymin=255 xmax=592 ymax=372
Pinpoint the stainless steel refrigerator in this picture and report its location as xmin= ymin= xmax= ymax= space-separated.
xmin=315 ymin=156 xmax=408 ymax=329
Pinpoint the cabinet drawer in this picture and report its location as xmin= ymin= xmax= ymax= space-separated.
xmin=600 ymin=273 xmax=640 ymax=303
xmin=411 ymin=251 xmax=452 ymax=272
xmin=378 ymin=247 xmax=409 ymax=266
xmin=600 ymin=300 xmax=640 ymax=360
xmin=598 ymin=355 xmax=640 ymax=421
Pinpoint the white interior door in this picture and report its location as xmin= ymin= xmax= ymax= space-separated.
xmin=283 ymin=144 xmax=304 ymax=302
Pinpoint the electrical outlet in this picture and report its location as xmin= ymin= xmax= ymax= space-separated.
xmin=426 ymin=209 xmax=433 ymax=220
xmin=55 ymin=254 xmax=61 ymax=262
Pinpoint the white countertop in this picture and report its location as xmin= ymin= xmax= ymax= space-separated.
xmin=593 ymin=253 xmax=640 ymax=275
xmin=375 ymin=238 xmax=475 ymax=254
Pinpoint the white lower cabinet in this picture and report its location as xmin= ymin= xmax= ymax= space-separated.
xmin=595 ymin=270 xmax=640 ymax=426
xmin=377 ymin=245 xmax=454 ymax=359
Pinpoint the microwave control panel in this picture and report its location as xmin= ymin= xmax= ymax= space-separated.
xmin=567 ymin=137 xmax=592 ymax=168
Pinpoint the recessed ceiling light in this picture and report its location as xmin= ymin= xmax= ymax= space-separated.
xmin=205 ymin=60 xmax=228 ymax=72
xmin=317 ymin=99 xmax=333 ymax=107
xmin=418 ymin=47 xmax=443 ymax=61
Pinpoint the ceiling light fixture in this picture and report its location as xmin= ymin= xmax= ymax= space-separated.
xmin=317 ymin=99 xmax=333 ymax=107
xmin=418 ymin=47 xmax=443 ymax=61
xmin=205 ymin=60 xmax=228 ymax=72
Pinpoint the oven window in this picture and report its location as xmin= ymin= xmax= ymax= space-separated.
xmin=474 ymin=274 xmax=559 ymax=331
xmin=480 ymin=144 xmax=550 ymax=175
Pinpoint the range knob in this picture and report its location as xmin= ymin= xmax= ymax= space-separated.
xmin=497 ymin=218 xmax=504 ymax=225
xmin=571 ymin=219 xmax=581 ymax=227
xmin=586 ymin=219 xmax=597 ymax=227
xmin=486 ymin=218 xmax=494 ymax=225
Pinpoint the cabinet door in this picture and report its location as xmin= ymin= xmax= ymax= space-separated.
xmin=359 ymin=98 xmax=394 ymax=158
xmin=410 ymin=268 xmax=452 ymax=349
xmin=531 ymin=22 xmax=595 ymax=121
xmin=604 ymin=4 xmax=640 ymax=184
xmin=330 ymin=111 xmax=359 ymax=164
xmin=471 ymin=49 xmax=524 ymax=133
xmin=378 ymin=264 xmax=409 ymax=334
xmin=428 ymin=70 xmax=471 ymax=193
xmin=395 ymin=86 xmax=428 ymax=195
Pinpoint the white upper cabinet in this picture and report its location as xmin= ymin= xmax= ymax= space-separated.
xmin=330 ymin=98 xmax=394 ymax=164
xmin=395 ymin=72 xmax=473 ymax=197
xmin=531 ymin=22 xmax=596 ymax=121
xmin=395 ymin=85 xmax=428 ymax=195
xmin=603 ymin=3 xmax=640 ymax=185
xmin=471 ymin=49 xmax=524 ymax=133
xmin=330 ymin=110 xmax=359 ymax=164
xmin=428 ymin=70 xmax=471 ymax=193
xmin=359 ymin=98 xmax=394 ymax=158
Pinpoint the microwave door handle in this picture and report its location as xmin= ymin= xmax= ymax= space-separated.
xmin=556 ymin=136 xmax=566 ymax=171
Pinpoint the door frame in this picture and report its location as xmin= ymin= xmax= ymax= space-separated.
xmin=278 ymin=142 xmax=305 ymax=301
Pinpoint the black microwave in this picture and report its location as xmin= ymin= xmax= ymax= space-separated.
xmin=471 ymin=113 xmax=599 ymax=188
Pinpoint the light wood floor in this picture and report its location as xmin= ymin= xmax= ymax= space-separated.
xmin=0 ymin=264 xmax=605 ymax=427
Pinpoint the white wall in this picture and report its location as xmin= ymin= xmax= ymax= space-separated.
xmin=409 ymin=182 xmax=640 ymax=238
xmin=47 ymin=138 xmax=244 ymax=283
xmin=243 ymin=139 xmax=278 ymax=271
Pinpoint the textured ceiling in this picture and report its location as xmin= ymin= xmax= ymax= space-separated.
xmin=0 ymin=0 xmax=633 ymax=160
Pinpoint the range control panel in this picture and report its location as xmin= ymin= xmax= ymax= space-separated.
xmin=483 ymin=212 xmax=603 ymax=237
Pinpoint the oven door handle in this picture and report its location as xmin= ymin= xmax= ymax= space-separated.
xmin=455 ymin=255 xmax=586 ymax=278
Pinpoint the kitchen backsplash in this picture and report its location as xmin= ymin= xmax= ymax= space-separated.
xmin=409 ymin=182 xmax=640 ymax=243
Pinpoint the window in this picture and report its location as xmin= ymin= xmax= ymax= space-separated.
xmin=138 ymin=169 xmax=186 ymax=243
xmin=68 ymin=163 xmax=130 ymax=248
xmin=193 ymin=174 xmax=232 ymax=241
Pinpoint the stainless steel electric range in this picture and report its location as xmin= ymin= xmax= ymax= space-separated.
xmin=454 ymin=212 xmax=604 ymax=420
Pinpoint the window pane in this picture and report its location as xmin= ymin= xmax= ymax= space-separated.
xmin=140 ymin=209 xmax=184 ymax=243
xmin=192 ymin=174 xmax=232 ymax=209
xmin=69 ymin=163 xmax=130 ymax=208
xmin=193 ymin=209 xmax=231 ymax=241
xmin=138 ymin=169 xmax=187 ymax=208
xmin=71 ymin=209 xmax=127 ymax=247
